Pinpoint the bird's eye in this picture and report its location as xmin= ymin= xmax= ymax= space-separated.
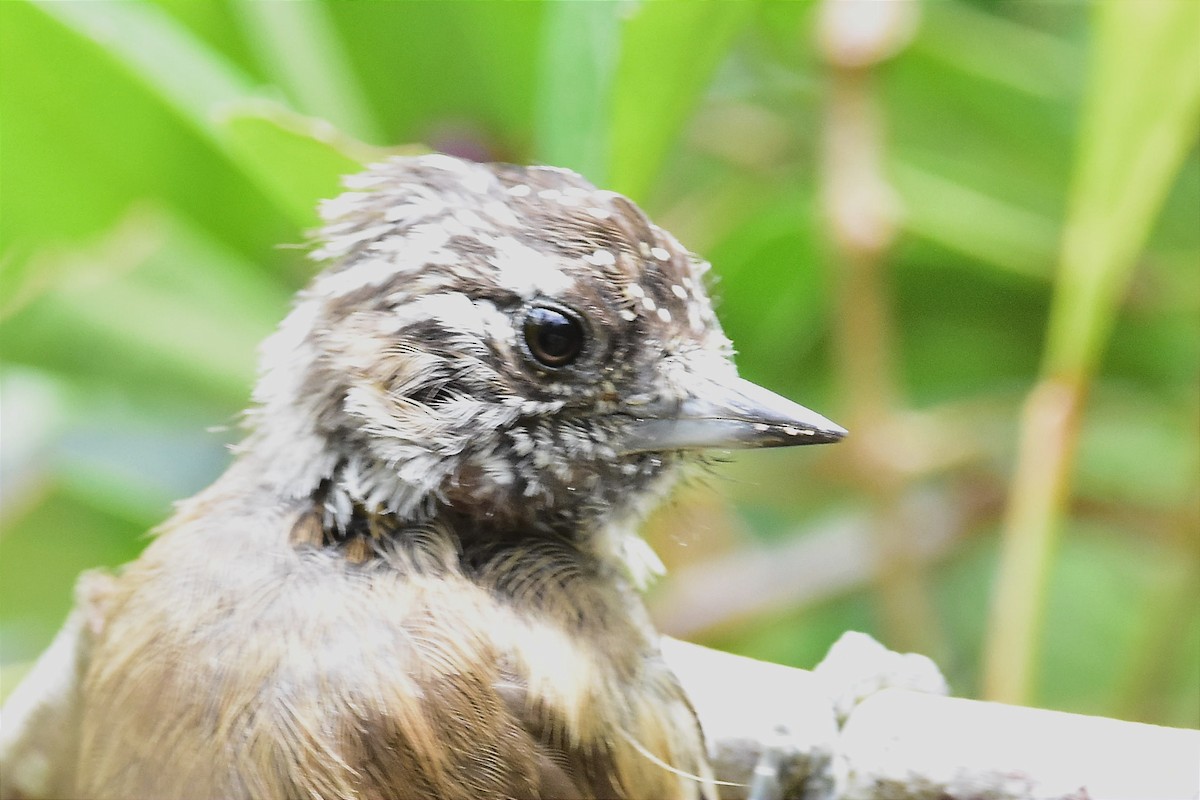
xmin=523 ymin=304 xmax=585 ymax=368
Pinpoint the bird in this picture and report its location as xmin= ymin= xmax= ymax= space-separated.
xmin=0 ymin=153 xmax=845 ymax=800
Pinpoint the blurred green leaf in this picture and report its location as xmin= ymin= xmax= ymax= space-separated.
xmin=0 ymin=1 xmax=287 ymax=268
xmin=0 ymin=488 xmax=149 ymax=666
xmin=217 ymin=100 xmax=387 ymax=229
xmin=983 ymin=0 xmax=1200 ymax=706
xmin=708 ymin=188 xmax=830 ymax=391
xmin=609 ymin=1 xmax=754 ymax=200
xmin=535 ymin=2 xmax=622 ymax=184
xmin=36 ymin=0 xmax=259 ymax=135
xmin=1074 ymin=387 xmax=1199 ymax=509
xmin=536 ymin=1 xmax=751 ymax=197
xmin=1047 ymin=0 xmax=1200 ymax=378
xmin=1037 ymin=524 xmax=1188 ymax=718
xmin=230 ymin=0 xmax=383 ymax=144
xmin=887 ymin=7 xmax=1080 ymax=234
xmin=893 ymin=163 xmax=1059 ymax=281
xmin=32 ymin=0 xmax=378 ymax=233
xmin=328 ymin=2 xmax=543 ymax=151
xmin=1 ymin=206 xmax=290 ymax=407
xmin=914 ymin=1 xmax=1080 ymax=100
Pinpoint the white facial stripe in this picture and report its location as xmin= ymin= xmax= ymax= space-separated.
xmin=390 ymin=292 xmax=488 ymax=336
xmin=385 ymin=295 xmax=516 ymax=361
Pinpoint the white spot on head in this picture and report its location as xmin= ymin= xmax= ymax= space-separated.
xmin=619 ymin=309 xmax=637 ymax=322
xmin=482 ymin=200 xmax=521 ymax=228
xmin=342 ymin=173 xmax=388 ymax=190
xmin=478 ymin=299 xmax=518 ymax=350
xmin=313 ymin=257 xmax=398 ymax=297
xmin=482 ymin=456 xmax=515 ymax=486
xmin=587 ymin=206 xmax=612 ymax=220
xmin=537 ymin=189 xmax=562 ymax=201
xmin=311 ymin=221 xmax=396 ymax=260
xmin=650 ymin=247 xmax=670 ymax=261
xmin=418 ymin=153 xmax=470 ymax=173
xmin=671 ymin=284 xmax=688 ymax=300
xmin=641 ymin=296 xmax=657 ymax=312
xmin=454 ymin=209 xmax=489 ymax=231
xmin=318 ymin=192 xmax=368 ymax=223
xmin=488 ymin=236 xmax=575 ymax=298
xmin=384 ymin=195 xmax=448 ymax=223
xmin=584 ymin=249 xmax=616 ymax=267
xmin=254 ymin=298 xmax=321 ymax=408
xmin=626 ymin=284 xmax=645 ymax=299
xmin=420 ymin=154 xmax=492 ymax=194
xmin=507 ymin=184 xmax=531 ymax=197
xmin=656 ymin=307 xmax=672 ymax=323
xmin=371 ymin=221 xmax=458 ymax=267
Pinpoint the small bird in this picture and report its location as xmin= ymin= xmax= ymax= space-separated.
xmin=0 ymin=154 xmax=844 ymax=799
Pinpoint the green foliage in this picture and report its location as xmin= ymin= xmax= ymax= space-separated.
xmin=1048 ymin=0 xmax=1200 ymax=377
xmin=1 ymin=0 xmax=1196 ymax=727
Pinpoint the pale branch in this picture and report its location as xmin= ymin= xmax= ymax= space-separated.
xmin=663 ymin=633 xmax=1200 ymax=800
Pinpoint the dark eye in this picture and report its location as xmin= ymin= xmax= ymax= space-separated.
xmin=523 ymin=304 xmax=585 ymax=368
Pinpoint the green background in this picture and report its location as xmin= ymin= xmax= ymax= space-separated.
xmin=1 ymin=0 xmax=1196 ymax=728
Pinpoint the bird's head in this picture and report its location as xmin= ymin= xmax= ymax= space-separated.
xmin=247 ymin=154 xmax=844 ymax=537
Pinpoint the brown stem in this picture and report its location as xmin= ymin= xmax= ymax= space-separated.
xmin=817 ymin=0 xmax=939 ymax=657
xmin=982 ymin=376 xmax=1085 ymax=703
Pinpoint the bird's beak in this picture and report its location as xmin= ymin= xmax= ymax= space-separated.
xmin=617 ymin=374 xmax=847 ymax=455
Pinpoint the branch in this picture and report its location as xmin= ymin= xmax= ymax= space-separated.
xmin=663 ymin=633 xmax=1200 ymax=800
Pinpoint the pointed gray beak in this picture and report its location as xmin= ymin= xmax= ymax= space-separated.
xmin=617 ymin=375 xmax=847 ymax=455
